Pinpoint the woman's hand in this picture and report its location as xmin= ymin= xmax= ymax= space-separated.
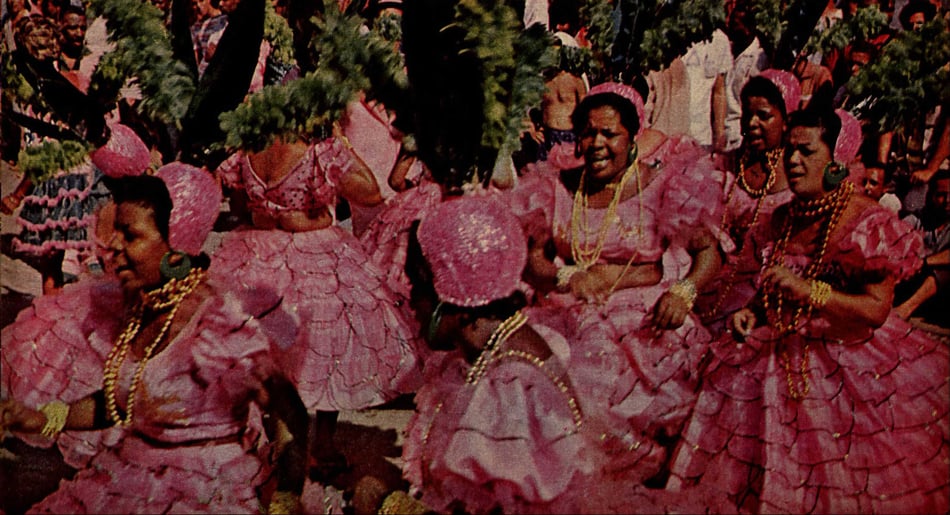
xmin=651 ymin=290 xmax=690 ymax=330
xmin=568 ymin=265 xmax=613 ymax=304
xmin=0 ymin=399 xmax=45 ymax=434
xmin=760 ymin=265 xmax=809 ymax=305
xmin=731 ymin=308 xmax=758 ymax=340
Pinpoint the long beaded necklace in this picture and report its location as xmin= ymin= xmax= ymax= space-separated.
xmin=465 ymin=310 xmax=528 ymax=384
xmin=570 ymin=159 xmax=642 ymax=271
xmin=102 ymin=268 xmax=206 ymax=427
xmin=761 ymin=181 xmax=853 ymax=400
xmin=702 ymin=149 xmax=783 ymax=321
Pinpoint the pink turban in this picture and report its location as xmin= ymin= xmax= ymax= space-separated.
xmin=90 ymin=124 xmax=151 ymax=178
xmin=155 ymin=162 xmax=222 ymax=255
xmin=834 ymin=109 xmax=863 ymax=165
xmin=417 ymin=195 xmax=527 ymax=307
xmin=586 ymin=82 xmax=646 ymax=136
xmin=758 ymin=69 xmax=802 ymax=116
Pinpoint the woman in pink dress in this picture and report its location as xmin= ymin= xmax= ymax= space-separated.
xmin=0 ymin=164 xmax=304 ymax=514
xmin=695 ymin=70 xmax=800 ymax=337
xmin=668 ymin=107 xmax=950 ymax=514
xmin=211 ymin=135 xmax=421 ymax=479
xmin=508 ymin=83 xmax=726 ymax=480
xmin=380 ymin=195 xmax=716 ymax=514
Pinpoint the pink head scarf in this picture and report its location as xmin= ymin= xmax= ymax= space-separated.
xmin=834 ymin=109 xmax=863 ymax=165
xmin=91 ymin=124 xmax=151 ymax=178
xmin=155 ymin=162 xmax=222 ymax=255
xmin=757 ymin=69 xmax=802 ymax=116
xmin=586 ymin=82 xmax=646 ymax=136
xmin=417 ymin=195 xmax=527 ymax=307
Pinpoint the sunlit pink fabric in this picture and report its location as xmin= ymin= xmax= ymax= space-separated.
xmin=27 ymin=287 xmax=281 ymax=515
xmin=1 ymin=277 xmax=123 ymax=468
xmin=669 ymin=204 xmax=949 ymax=514
xmin=212 ymin=141 xmax=421 ymax=411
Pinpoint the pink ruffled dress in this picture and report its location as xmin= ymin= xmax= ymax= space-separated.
xmin=695 ymin=170 xmax=794 ymax=337
xmin=668 ymin=205 xmax=950 ymax=514
xmin=28 ymin=287 xmax=284 ymax=514
xmin=403 ymin=318 xmax=697 ymax=514
xmin=211 ymin=139 xmax=421 ymax=412
xmin=1 ymin=277 xmax=123 ymax=468
xmin=509 ymin=139 xmax=726 ymax=445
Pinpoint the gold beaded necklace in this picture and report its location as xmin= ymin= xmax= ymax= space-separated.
xmin=761 ymin=181 xmax=853 ymax=400
xmin=570 ymin=160 xmax=643 ymax=271
xmin=703 ymin=149 xmax=783 ymax=321
xmin=102 ymin=268 xmax=206 ymax=427
xmin=465 ymin=310 xmax=528 ymax=384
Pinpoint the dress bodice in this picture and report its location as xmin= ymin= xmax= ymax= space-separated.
xmin=217 ymin=139 xmax=352 ymax=219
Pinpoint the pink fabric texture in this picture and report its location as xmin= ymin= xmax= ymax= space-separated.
xmin=668 ymin=203 xmax=948 ymax=514
xmin=27 ymin=285 xmax=282 ymax=515
xmin=156 ymin=162 xmax=222 ymax=256
xmin=835 ymin=108 xmax=863 ymax=165
xmin=1 ymin=277 xmax=124 ymax=468
xmin=417 ymin=195 xmax=527 ymax=307
xmin=758 ymin=69 xmax=802 ymax=115
xmin=90 ymin=124 xmax=150 ymax=178
xmin=695 ymin=169 xmax=794 ymax=337
xmin=211 ymin=141 xmax=421 ymax=411
xmin=508 ymin=138 xmax=724 ymax=450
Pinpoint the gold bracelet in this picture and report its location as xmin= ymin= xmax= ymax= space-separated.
xmin=669 ymin=279 xmax=698 ymax=311
xmin=267 ymin=491 xmax=299 ymax=515
xmin=808 ymin=279 xmax=832 ymax=309
xmin=379 ymin=491 xmax=428 ymax=515
xmin=556 ymin=265 xmax=582 ymax=289
xmin=39 ymin=400 xmax=69 ymax=438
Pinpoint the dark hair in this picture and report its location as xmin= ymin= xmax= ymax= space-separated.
xmin=105 ymin=175 xmax=172 ymax=242
xmin=741 ymin=75 xmax=788 ymax=120
xmin=899 ymin=0 xmax=936 ymax=29
xmin=59 ymin=4 xmax=86 ymax=21
xmin=932 ymin=169 xmax=950 ymax=183
xmin=786 ymin=107 xmax=841 ymax=154
xmin=571 ymin=92 xmax=640 ymax=137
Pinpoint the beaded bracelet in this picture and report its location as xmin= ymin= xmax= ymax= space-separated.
xmin=668 ymin=279 xmax=698 ymax=311
xmin=808 ymin=279 xmax=832 ymax=309
xmin=39 ymin=400 xmax=69 ymax=438
xmin=556 ymin=265 xmax=582 ymax=289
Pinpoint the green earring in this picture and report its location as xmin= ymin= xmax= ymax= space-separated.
xmin=823 ymin=161 xmax=848 ymax=188
xmin=160 ymin=250 xmax=192 ymax=281
xmin=427 ymin=301 xmax=445 ymax=343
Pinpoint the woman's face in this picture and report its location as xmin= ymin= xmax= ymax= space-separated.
xmin=577 ymin=105 xmax=634 ymax=184
xmin=742 ymin=96 xmax=785 ymax=153
xmin=110 ymin=202 xmax=170 ymax=295
xmin=785 ymin=126 xmax=833 ymax=200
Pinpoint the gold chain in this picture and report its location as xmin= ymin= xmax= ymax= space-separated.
xmin=102 ymin=268 xmax=206 ymax=427
xmin=570 ymin=160 xmax=641 ymax=271
xmin=736 ymin=148 xmax=782 ymax=197
xmin=762 ymin=181 xmax=853 ymax=336
xmin=465 ymin=311 xmax=529 ymax=384
xmin=781 ymin=344 xmax=810 ymax=400
xmin=497 ymin=349 xmax=583 ymax=428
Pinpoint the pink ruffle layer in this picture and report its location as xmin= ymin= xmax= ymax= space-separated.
xmin=210 ymin=226 xmax=422 ymax=411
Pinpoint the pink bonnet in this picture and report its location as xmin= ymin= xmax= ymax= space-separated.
xmin=757 ymin=69 xmax=802 ymax=115
xmin=155 ymin=162 xmax=222 ymax=255
xmin=834 ymin=109 xmax=863 ymax=165
xmin=416 ymin=195 xmax=527 ymax=307
xmin=586 ymin=82 xmax=645 ymax=136
xmin=90 ymin=124 xmax=151 ymax=178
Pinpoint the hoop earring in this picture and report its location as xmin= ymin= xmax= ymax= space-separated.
xmin=823 ymin=161 xmax=848 ymax=188
xmin=160 ymin=250 xmax=192 ymax=280
xmin=427 ymin=301 xmax=445 ymax=343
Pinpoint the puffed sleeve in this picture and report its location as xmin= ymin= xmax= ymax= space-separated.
xmin=507 ymin=171 xmax=558 ymax=245
xmin=656 ymin=158 xmax=734 ymax=253
xmin=834 ymin=206 xmax=924 ymax=283
xmin=308 ymin=138 xmax=352 ymax=208
xmin=214 ymin=151 xmax=246 ymax=190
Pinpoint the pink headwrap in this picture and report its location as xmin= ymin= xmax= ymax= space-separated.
xmin=155 ymin=162 xmax=222 ymax=256
xmin=586 ymin=82 xmax=646 ymax=136
xmin=90 ymin=124 xmax=151 ymax=178
xmin=834 ymin=109 xmax=862 ymax=165
xmin=416 ymin=195 xmax=527 ymax=307
xmin=757 ymin=69 xmax=802 ymax=116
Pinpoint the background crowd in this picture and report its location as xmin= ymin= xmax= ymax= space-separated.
xmin=0 ymin=0 xmax=948 ymax=514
